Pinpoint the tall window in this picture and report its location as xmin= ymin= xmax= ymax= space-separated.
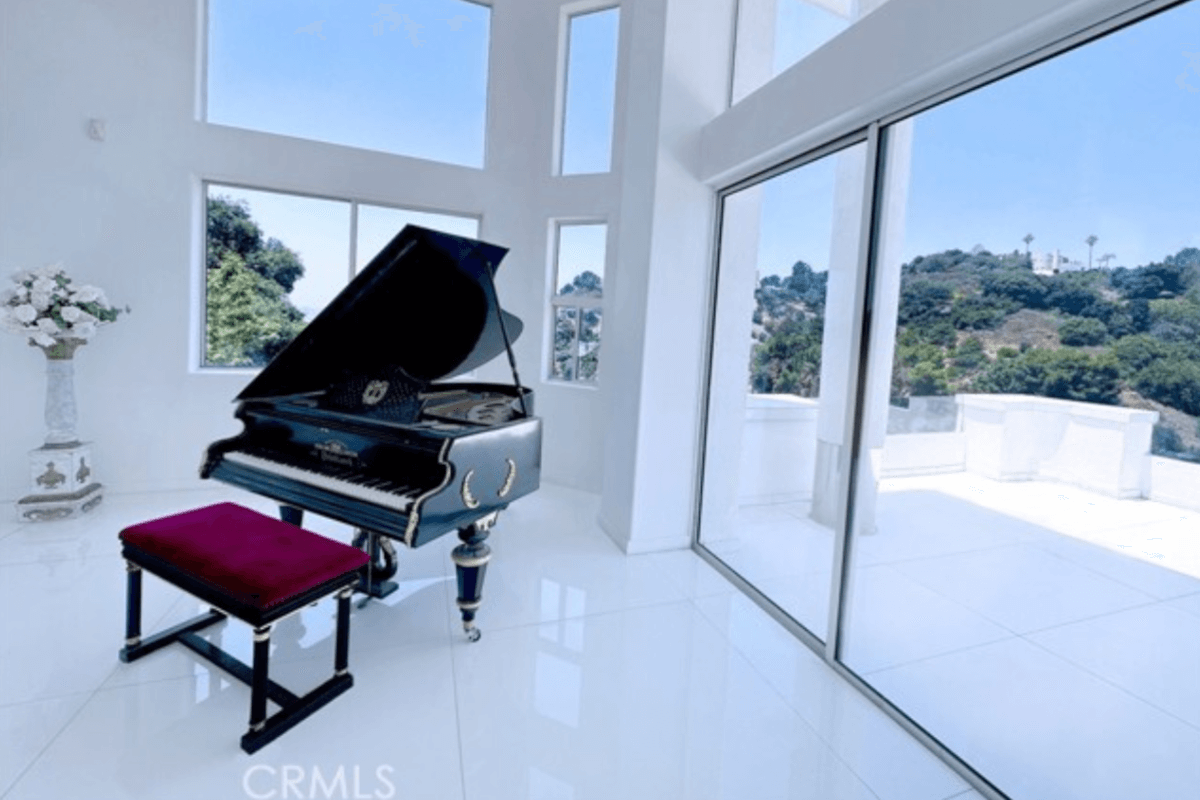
xmin=203 ymin=183 xmax=478 ymax=367
xmin=549 ymin=223 xmax=606 ymax=382
xmin=206 ymin=0 xmax=491 ymax=167
xmin=557 ymin=6 xmax=620 ymax=174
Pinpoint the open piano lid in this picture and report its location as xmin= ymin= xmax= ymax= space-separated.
xmin=237 ymin=225 xmax=522 ymax=401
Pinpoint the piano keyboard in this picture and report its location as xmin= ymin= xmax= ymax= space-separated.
xmin=223 ymin=451 xmax=417 ymax=512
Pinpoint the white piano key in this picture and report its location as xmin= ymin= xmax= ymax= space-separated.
xmin=223 ymin=451 xmax=416 ymax=512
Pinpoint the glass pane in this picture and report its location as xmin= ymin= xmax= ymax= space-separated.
xmin=842 ymin=5 xmax=1200 ymax=799
xmin=204 ymin=185 xmax=349 ymax=367
xmin=553 ymin=307 xmax=580 ymax=381
xmin=731 ymin=0 xmax=895 ymax=105
xmin=208 ymin=0 xmax=490 ymax=167
xmin=355 ymin=205 xmax=479 ymax=271
xmin=555 ymin=224 xmax=606 ymax=296
xmin=579 ymin=308 xmax=602 ymax=381
xmin=698 ymin=142 xmax=868 ymax=640
xmin=560 ymin=7 xmax=620 ymax=174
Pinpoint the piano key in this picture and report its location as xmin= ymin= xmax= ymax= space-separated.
xmin=223 ymin=451 xmax=417 ymax=512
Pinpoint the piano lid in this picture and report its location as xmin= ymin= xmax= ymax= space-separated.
xmin=236 ymin=225 xmax=522 ymax=401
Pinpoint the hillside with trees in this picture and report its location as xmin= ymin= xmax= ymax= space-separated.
xmin=205 ymin=196 xmax=308 ymax=367
xmin=749 ymin=245 xmax=1200 ymax=460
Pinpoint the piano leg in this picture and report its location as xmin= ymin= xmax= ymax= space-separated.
xmin=452 ymin=522 xmax=492 ymax=642
xmin=279 ymin=505 xmax=304 ymax=526
xmin=351 ymin=529 xmax=399 ymax=603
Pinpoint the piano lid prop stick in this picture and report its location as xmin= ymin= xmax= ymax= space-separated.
xmin=482 ymin=258 xmax=529 ymax=418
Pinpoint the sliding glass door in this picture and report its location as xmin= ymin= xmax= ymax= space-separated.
xmin=697 ymin=140 xmax=868 ymax=640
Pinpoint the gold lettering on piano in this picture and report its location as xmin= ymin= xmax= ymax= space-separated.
xmin=313 ymin=439 xmax=359 ymax=466
xmin=362 ymin=380 xmax=389 ymax=405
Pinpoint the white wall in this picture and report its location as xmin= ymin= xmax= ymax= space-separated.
xmin=0 ymin=0 xmax=625 ymax=504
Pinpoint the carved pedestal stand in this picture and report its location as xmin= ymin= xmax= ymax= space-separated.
xmin=17 ymin=338 xmax=103 ymax=521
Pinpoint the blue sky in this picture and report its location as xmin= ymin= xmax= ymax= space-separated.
xmin=208 ymin=0 xmax=1200 ymax=310
xmin=751 ymin=0 xmax=1200 ymax=281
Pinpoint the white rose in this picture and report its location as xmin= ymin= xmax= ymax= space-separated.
xmin=36 ymin=317 xmax=61 ymax=334
xmin=73 ymin=309 xmax=98 ymax=325
xmin=33 ymin=264 xmax=61 ymax=279
xmin=12 ymin=304 xmax=37 ymax=323
xmin=10 ymin=270 xmax=33 ymax=284
xmin=0 ymin=287 xmax=13 ymax=305
xmin=73 ymin=285 xmax=102 ymax=302
xmin=32 ymin=277 xmax=56 ymax=294
xmin=11 ymin=285 xmax=27 ymax=301
xmin=30 ymin=290 xmax=51 ymax=311
xmin=31 ymin=332 xmax=56 ymax=347
xmin=61 ymin=306 xmax=82 ymax=323
xmin=73 ymin=322 xmax=97 ymax=340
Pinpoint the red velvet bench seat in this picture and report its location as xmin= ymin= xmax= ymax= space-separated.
xmin=118 ymin=502 xmax=369 ymax=754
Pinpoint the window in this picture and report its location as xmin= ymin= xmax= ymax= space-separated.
xmin=549 ymin=222 xmax=606 ymax=382
xmin=557 ymin=6 xmax=620 ymax=174
xmin=730 ymin=0 xmax=895 ymax=105
xmin=203 ymin=182 xmax=478 ymax=367
xmin=205 ymin=0 xmax=491 ymax=167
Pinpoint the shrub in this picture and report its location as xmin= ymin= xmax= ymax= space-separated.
xmin=954 ymin=337 xmax=987 ymax=370
xmin=950 ymin=295 xmax=1012 ymax=330
xmin=1133 ymin=359 xmax=1200 ymax=416
xmin=973 ymin=348 xmax=1120 ymax=405
xmin=1057 ymin=316 xmax=1108 ymax=346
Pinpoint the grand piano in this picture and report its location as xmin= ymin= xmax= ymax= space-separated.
xmin=201 ymin=225 xmax=542 ymax=640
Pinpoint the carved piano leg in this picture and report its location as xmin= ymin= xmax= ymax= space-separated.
xmin=452 ymin=521 xmax=492 ymax=642
xmin=351 ymin=529 xmax=399 ymax=603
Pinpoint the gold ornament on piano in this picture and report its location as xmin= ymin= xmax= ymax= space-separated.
xmin=362 ymin=380 xmax=389 ymax=405
xmin=498 ymin=458 xmax=517 ymax=498
xmin=461 ymin=469 xmax=480 ymax=509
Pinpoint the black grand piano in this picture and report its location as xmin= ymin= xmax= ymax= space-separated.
xmin=201 ymin=225 xmax=542 ymax=640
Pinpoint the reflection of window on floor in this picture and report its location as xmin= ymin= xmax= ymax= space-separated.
xmin=549 ymin=222 xmax=606 ymax=383
xmin=202 ymin=182 xmax=477 ymax=368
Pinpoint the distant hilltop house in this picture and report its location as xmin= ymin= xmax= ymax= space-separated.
xmin=1032 ymin=249 xmax=1089 ymax=275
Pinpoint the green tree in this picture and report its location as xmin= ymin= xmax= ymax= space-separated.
xmin=973 ymin=348 xmax=1120 ymax=405
xmin=1057 ymin=316 xmax=1108 ymax=346
xmin=750 ymin=313 xmax=823 ymax=396
xmin=205 ymin=196 xmax=309 ymax=366
xmin=205 ymin=253 xmax=306 ymax=366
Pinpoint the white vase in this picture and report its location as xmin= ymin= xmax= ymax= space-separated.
xmin=40 ymin=337 xmax=85 ymax=446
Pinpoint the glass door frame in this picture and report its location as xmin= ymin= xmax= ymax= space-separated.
xmin=690 ymin=3 xmax=1190 ymax=799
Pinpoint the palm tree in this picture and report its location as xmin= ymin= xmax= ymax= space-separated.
xmin=1086 ymin=235 xmax=1098 ymax=269
xmin=1023 ymin=233 xmax=1034 ymax=256
xmin=1098 ymin=253 xmax=1116 ymax=269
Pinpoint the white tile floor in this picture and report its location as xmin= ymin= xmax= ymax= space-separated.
xmin=0 ymin=483 xmax=974 ymax=800
xmin=703 ymin=471 xmax=1200 ymax=800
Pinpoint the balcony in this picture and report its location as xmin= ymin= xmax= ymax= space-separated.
xmin=704 ymin=391 xmax=1200 ymax=800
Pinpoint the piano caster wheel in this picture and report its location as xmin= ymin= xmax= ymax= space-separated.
xmin=464 ymin=624 xmax=481 ymax=643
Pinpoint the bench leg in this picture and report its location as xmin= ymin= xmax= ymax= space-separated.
xmin=249 ymin=625 xmax=272 ymax=734
xmin=124 ymin=561 xmax=141 ymax=649
xmin=335 ymin=587 xmax=351 ymax=675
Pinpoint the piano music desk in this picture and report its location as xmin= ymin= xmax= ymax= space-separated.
xmin=116 ymin=503 xmax=369 ymax=754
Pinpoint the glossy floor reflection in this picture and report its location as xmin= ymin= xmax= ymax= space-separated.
xmin=0 ymin=483 xmax=975 ymax=800
xmin=707 ymin=472 xmax=1200 ymax=800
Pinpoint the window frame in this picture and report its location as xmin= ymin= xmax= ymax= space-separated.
xmin=197 ymin=178 xmax=481 ymax=371
xmin=552 ymin=1 xmax=622 ymax=176
xmin=546 ymin=218 xmax=608 ymax=385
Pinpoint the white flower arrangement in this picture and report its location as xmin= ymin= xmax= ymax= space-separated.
xmin=1 ymin=264 xmax=127 ymax=350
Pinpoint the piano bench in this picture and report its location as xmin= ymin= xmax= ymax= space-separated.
xmin=116 ymin=502 xmax=369 ymax=754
